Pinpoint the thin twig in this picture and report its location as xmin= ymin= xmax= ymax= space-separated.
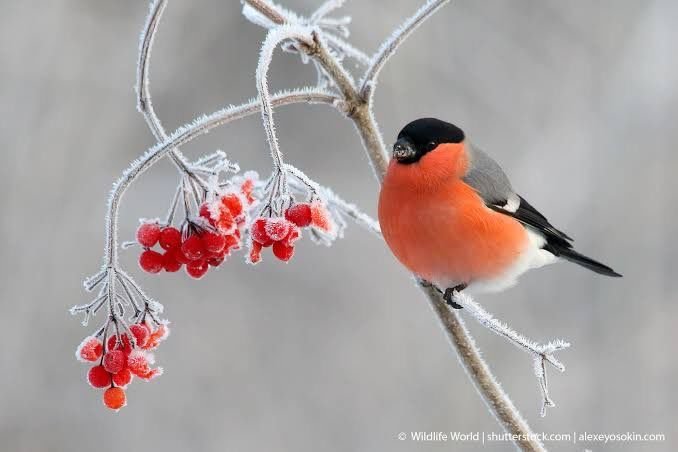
xmin=359 ymin=0 xmax=450 ymax=100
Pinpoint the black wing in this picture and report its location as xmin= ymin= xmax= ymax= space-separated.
xmin=488 ymin=196 xmax=572 ymax=247
xmin=489 ymin=196 xmax=621 ymax=277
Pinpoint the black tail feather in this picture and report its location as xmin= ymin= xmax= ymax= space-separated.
xmin=544 ymin=244 xmax=622 ymax=277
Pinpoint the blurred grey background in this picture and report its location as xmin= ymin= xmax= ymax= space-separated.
xmin=1 ymin=0 xmax=676 ymax=451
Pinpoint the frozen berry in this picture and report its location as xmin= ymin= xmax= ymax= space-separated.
xmin=127 ymin=350 xmax=151 ymax=377
xmin=103 ymin=387 xmax=126 ymax=411
xmin=143 ymin=324 xmax=168 ymax=350
xmin=265 ymin=218 xmax=291 ymax=241
xmin=272 ymin=241 xmax=294 ymax=262
xmin=250 ymin=218 xmax=272 ymax=246
xmin=186 ymin=259 xmax=208 ymax=279
xmin=241 ymin=179 xmax=255 ymax=204
xmin=87 ymin=365 xmax=111 ymax=388
xmin=139 ymin=250 xmax=163 ymax=273
xmin=215 ymin=207 xmax=234 ymax=232
xmin=223 ymin=234 xmax=240 ymax=252
xmin=199 ymin=203 xmax=213 ymax=223
xmin=221 ymin=193 xmax=243 ymax=217
xmin=112 ymin=368 xmax=132 ymax=388
xmin=181 ymin=234 xmax=204 ymax=261
xmin=136 ymin=222 xmax=161 ymax=247
xmin=283 ymin=225 xmax=301 ymax=246
xmin=248 ymin=241 xmax=262 ymax=264
xmin=310 ymin=201 xmax=333 ymax=232
xmin=159 ymin=227 xmax=181 ymax=250
xmin=107 ymin=334 xmax=132 ymax=355
xmin=207 ymin=255 xmax=225 ymax=267
xmin=202 ymin=232 xmax=226 ymax=253
xmin=129 ymin=324 xmax=149 ymax=348
xmin=103 ymin=350 xmax=126 ymax=374
xmin=162 ymin=250 xmax=182 ymax=272
xmin=285 ymin=203 xmax=312 ymax=227
xmin=77 ymin=336 xmax=103 ymax=362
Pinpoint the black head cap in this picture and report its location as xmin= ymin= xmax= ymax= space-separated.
xmin=393 ymin=118 xmax=465 ymax=164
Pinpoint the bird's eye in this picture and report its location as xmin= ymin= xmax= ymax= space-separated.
xmin=427 ymin=141 xmax=437 ymax=150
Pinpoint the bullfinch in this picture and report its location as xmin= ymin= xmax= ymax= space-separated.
xmin=378 ymin=118 xmax=620 ymax=308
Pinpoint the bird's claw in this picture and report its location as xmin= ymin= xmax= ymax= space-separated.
xmin=443 ymin=285 xmax=467 ymax=309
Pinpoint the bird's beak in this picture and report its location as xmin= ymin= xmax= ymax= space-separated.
xmin=392 ymin=138 xmax=416 ymax=162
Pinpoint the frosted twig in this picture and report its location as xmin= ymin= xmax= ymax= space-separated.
xmin=323 ymin=33 xmax=370 ymax=65
xmin=309 ymin=0 xmax=345 ymax=23
xmin=255 ymin=25 xmax=315 ymax=200
xmin=360 ymin=0 xmax=450 ymax=100
xmin=449 ymin=290 xmax=570 ymax=417
xmin=137 ymin=0 xmax=207 ymax=190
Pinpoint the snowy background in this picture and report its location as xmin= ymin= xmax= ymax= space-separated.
xmin=1 ymin=0 xmax=677 ymax=451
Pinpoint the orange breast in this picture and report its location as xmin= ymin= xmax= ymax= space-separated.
xmin=378 ymin=156 xmax=528 ymax=286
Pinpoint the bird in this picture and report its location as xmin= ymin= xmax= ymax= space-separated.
xmin=378 ymin=117 xmax=620 ymax=308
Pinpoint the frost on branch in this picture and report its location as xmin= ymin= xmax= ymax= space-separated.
xmin=449 ymin=290 xmax=570 ymax=417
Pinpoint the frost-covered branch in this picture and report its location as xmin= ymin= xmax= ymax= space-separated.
xmin=255 ymin=25 xmax=315 ymax=210
xmin=137 ymin=0 xmax=208 ymax=190
xmin=450 ymin=290 xmax=570 ymax=417
xmin=360 ymin=0 xmax=450 ymax=100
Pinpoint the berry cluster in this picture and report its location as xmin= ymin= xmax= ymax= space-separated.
xmin=76 ymin=322 xmax=168 ymax=411
xmin=248 ymin=201 xmax=334 ymax=264
xmin=136 ymin=183 xmax=254 ymax=279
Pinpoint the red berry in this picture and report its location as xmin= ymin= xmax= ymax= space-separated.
xmin=285 ymin=203 xmax=312 ymax=227
xmin=221 ymin=193 xmax=243 ymax=217
xmin=199 ymin=203 xmax=213 ymax=222
xmin=207 ymin=254 xmax=225 ymax=267
xmin=107 ymin=334 xmax=132 ymax=355
xmin=159 ymin=227 xmax=181 ymax=250
xmin=103 ymin=350 xmax=126 ymax=374
xmin=251 ymin=218 xmax=272 ymax=245
xmin=241 ymin=179 xmax=255 ymax=204
xmin=162 ymin=249 xmax=183 ymax=272
xmin=181 ymin=234 xmax=205 ymax=261
xmin=127 ymin=350 xmax=152 ymax=377
xmin=283 ymin=225 xmax=301 ymax=246
xmin=202 ymin=232 xmax=226 ymax=253
xmin=139 ymin=249 xmax=163 ymax=273
xmin=186 ymin=259 xmax=208 ymax=279
xmin=265 ymin=218 xmax=291 ymax=241
xmin=215 ymin=207 xmax=235 ymax=232
xmin=272 ymin=241 xmax=295 ymax=262
xmin=223 ymin=234 xmax=240 ymax=253
xmin=129 ymin=324 xmax=149 ymax=348
xmin=112 ymin=368 xmax=132 ymax=388
xmin=310 ymin=201 xmax=334 ymax=232
xmin=76 ymin=336 xmax=103 ymax=362
xmin=248 ymin=241 xmax=262 ymax=264
xmin=103 ymin=387 xmax=126 ymax=411
xmin=87 ymin=365 xmax=111 ymax=388
xmin=136 ymin=222 xmax=161 ymax=247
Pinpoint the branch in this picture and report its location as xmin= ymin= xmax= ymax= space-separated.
xmin=359 ymin=0 xmax=450 ymax=100
xmin=137 ymin=0 xmax=207 ymax=189
xmin=255 ymin=25 xmax=314 ymax=177
xmin=421 ymin=283 xmax=547 ymax=451
xmin=451 ymin=290 xmax=570 ymax=417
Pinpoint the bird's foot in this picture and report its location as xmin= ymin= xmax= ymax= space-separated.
xmin=443 ymin=284 xmax=467 ymax=309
